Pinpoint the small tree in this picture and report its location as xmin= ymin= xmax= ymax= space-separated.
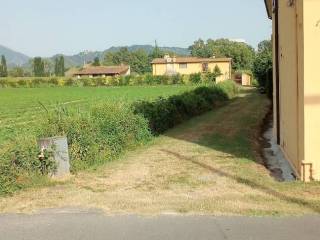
xmin=0 ymin=55 xmax=8 ymax=77
xmin=92 ymin=57 xmax=100 ymax=66
xmin=213 ymin=65 xmax=222 ymax=78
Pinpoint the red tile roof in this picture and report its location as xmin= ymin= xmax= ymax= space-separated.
xmin=151 ymin=57 xmax=232 ymax=64
xmin=74 ymin=66 xmax=129 ymax=75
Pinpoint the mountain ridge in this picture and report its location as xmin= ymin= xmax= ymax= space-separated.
xmin=0 ymin=44 xmax=190 ymax=69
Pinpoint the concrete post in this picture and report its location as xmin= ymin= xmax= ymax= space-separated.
xmin=38 ymin=136 xmax=70 ymax=178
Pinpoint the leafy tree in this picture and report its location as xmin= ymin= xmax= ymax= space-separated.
xmin=104 ymin=47 xmax=151 ymax=74
xmin=189 ymin=39 xmax=211 ymax=58
xmin=189 ymin=38 xmax=255 ymax=71
xmin=33 ymin=57 xmax=45 ymax=77
xmin=253 ymin=40 xmax=273 ymax=97
xmin=92 ymin=57 xmax=100 ymax=66
xmin=0 ymin=55 xmax=8 ymax=77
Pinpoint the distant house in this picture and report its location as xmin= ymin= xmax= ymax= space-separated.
xmin=233 ymin=71 xmax=253 ymax=86
xmin=73 ymin=65 xmax=130 ymax=78
xmin=151 ymin=55 xmax=232 ymax=83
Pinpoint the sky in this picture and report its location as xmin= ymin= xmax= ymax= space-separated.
xmin=0 ymin=0 xmax=272 ymax=57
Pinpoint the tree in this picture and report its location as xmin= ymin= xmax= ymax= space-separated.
xmin=104 ymin=47 xmax=151 ymax=74
xmin=253 ymin=40 xmax=273 ymax=97
xmin=189 ymin=38 xmax=255 ymax=71
xmin=33 ymin=57 xmax=45 ymax=77
xmin=92 ymin=57 xmax=100 ymax=66
xmin=0 ymin=55 xmax=8 ymax=77
xmin=149 ymin=41 xmax=164 ymax=59
xmin=54 ymin=56 xmax=65 ymax=77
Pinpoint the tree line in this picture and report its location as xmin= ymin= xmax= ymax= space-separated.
xmin=1 ymin=39 xmax=272 ymax=91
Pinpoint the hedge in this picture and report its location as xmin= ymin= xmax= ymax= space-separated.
xmin=0 ymin=72 xmax=222 ymax=88
xmin=0 ymin=81 xmax=238 ymax=195
xmin=133 ymin=80 xmax=238 ymax=134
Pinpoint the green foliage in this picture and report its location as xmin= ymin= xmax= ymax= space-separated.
xmin=0 ymin=55 xmax=8 ymax=77
xmin=39 ymin=103 xmax=152 ymax=171
xmin=92 ymin=57 xmax=101 ymax=66
xmin=0 ymin=73 xmax=230 ymax=88
xmin=189 ymin=73 xmax=202 ymax=84
xmin=133 ymin=81 xmax=238 ymax=134
xmin=189 ymin=38 xmax=255 ymax=71
xmin=54 ymin=56 xmax=65 ymax=77
xmin=253 ymin=40 xmax=273 ymax=98
xmin=9 ymin=67 xmax=25 ymax=77
xmin=33 ymin=57 xmax=45 ymax=77
xmin=0 ymin=135 xmax=51 ymax=195
xmin=104 ymin=47 xmax=151 ymax=74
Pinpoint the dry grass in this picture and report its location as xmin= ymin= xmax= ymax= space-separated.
xmin=1 ymin=88 xmax=320 ymax=216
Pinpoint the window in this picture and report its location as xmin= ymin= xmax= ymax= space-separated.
xmin=202 ymin=63 xmax=209 ymax=72
xmin=179 ymin=63 xmax=187 ymax=69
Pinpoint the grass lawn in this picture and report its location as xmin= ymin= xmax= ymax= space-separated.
xmin=0 ymin=85 xmax=195 ymax=144
xmin=1 ymin=88 xmax=320 ymax=216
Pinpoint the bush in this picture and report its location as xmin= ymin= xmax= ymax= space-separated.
xmin=133 ymin=81 xmax=238 ymax=134
xmin=0 ymin=135 xmax=55 ymax=195
xmin=189 ymin=73 xmax=202 ymax=84
xmin=39 ymin=103 xmax=152 ymax=171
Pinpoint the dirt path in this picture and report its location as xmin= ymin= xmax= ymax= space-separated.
xmin=1 ymin=89 xmax=320 ymax=216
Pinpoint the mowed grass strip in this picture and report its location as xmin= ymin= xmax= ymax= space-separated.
xmin=0 ymin=86 xmax=195 ymax=143
xmin=2 ymin=88 xmax=320 ymax=216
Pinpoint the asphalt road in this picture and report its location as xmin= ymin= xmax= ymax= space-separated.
xmin=0 ymin=208 xmax=319 ymax=240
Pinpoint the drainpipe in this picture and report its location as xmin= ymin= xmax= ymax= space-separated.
xmin=274 ymin=0 xmax=281 ymax=145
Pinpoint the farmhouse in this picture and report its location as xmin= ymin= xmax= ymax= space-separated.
xmin=151 ymin=55 xmax=232 ymax=83
xmin=264 ymin=0 xmax=320 ymax=181
xmin=73 ymin=65 xmax=130 ymax=78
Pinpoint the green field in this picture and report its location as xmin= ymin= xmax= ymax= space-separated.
xmin=0 ymin=86 xmax=195 ymax=144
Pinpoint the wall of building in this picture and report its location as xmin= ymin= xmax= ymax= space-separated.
xmin=241 ymin=73 xmax=252 ymax=86
xmin=152 ymin=61 xmax=231 ymax=82
xmin=272 ymin=0 xmax=320 ymax=181
xmin=272 ymin=0 xmax=304 ymax=179
xmin=302 ymin=0 xmax=320 ymax=180
xmin=278 ymin=0 xmax=301 ymax=175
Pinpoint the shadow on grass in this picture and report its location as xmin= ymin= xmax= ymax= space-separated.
xmin=161 ymin=149 xmax=320 ymax=214
xmin=162 ymin=89 xmax=320 ymax=214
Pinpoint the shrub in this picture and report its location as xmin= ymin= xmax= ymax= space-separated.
xmin=65 ymin=78 xmax=76 ymax=86
xmin=171 ymin=74 xmax=183 ymax=85
xmin=49 ymin=78 xmax=59 ymax=86
xmin=189 ymin=73 xmax=202 ymax=84
xmin=0 ymin=134 xmax=55 ymax=195
xmin=39 ymin=103 xmax=152 ymax=171
xmin=133 ymin=81 xmax=238 ymax=135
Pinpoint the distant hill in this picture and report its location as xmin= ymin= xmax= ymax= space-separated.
xmin=0 ymin=45 xmax=30 ymax=67
xmin=0 ymin=44 xmax=190 ymax=69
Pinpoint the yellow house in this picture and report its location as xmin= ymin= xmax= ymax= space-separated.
xmin=151 ymin=55 xmax=232 ymax=83
xmin=264 ymin=0 xmax=320 ymax=181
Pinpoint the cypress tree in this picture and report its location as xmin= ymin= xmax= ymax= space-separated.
xmin=54 ymin=57 xmax=59 ymax=76
xmin=0 ymin=55 xmax=8 ymax=77
xmin=59 ymin=56 xmax=65 ymax=76
xmin=33 ymin=57 xmax=45 ymax=77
